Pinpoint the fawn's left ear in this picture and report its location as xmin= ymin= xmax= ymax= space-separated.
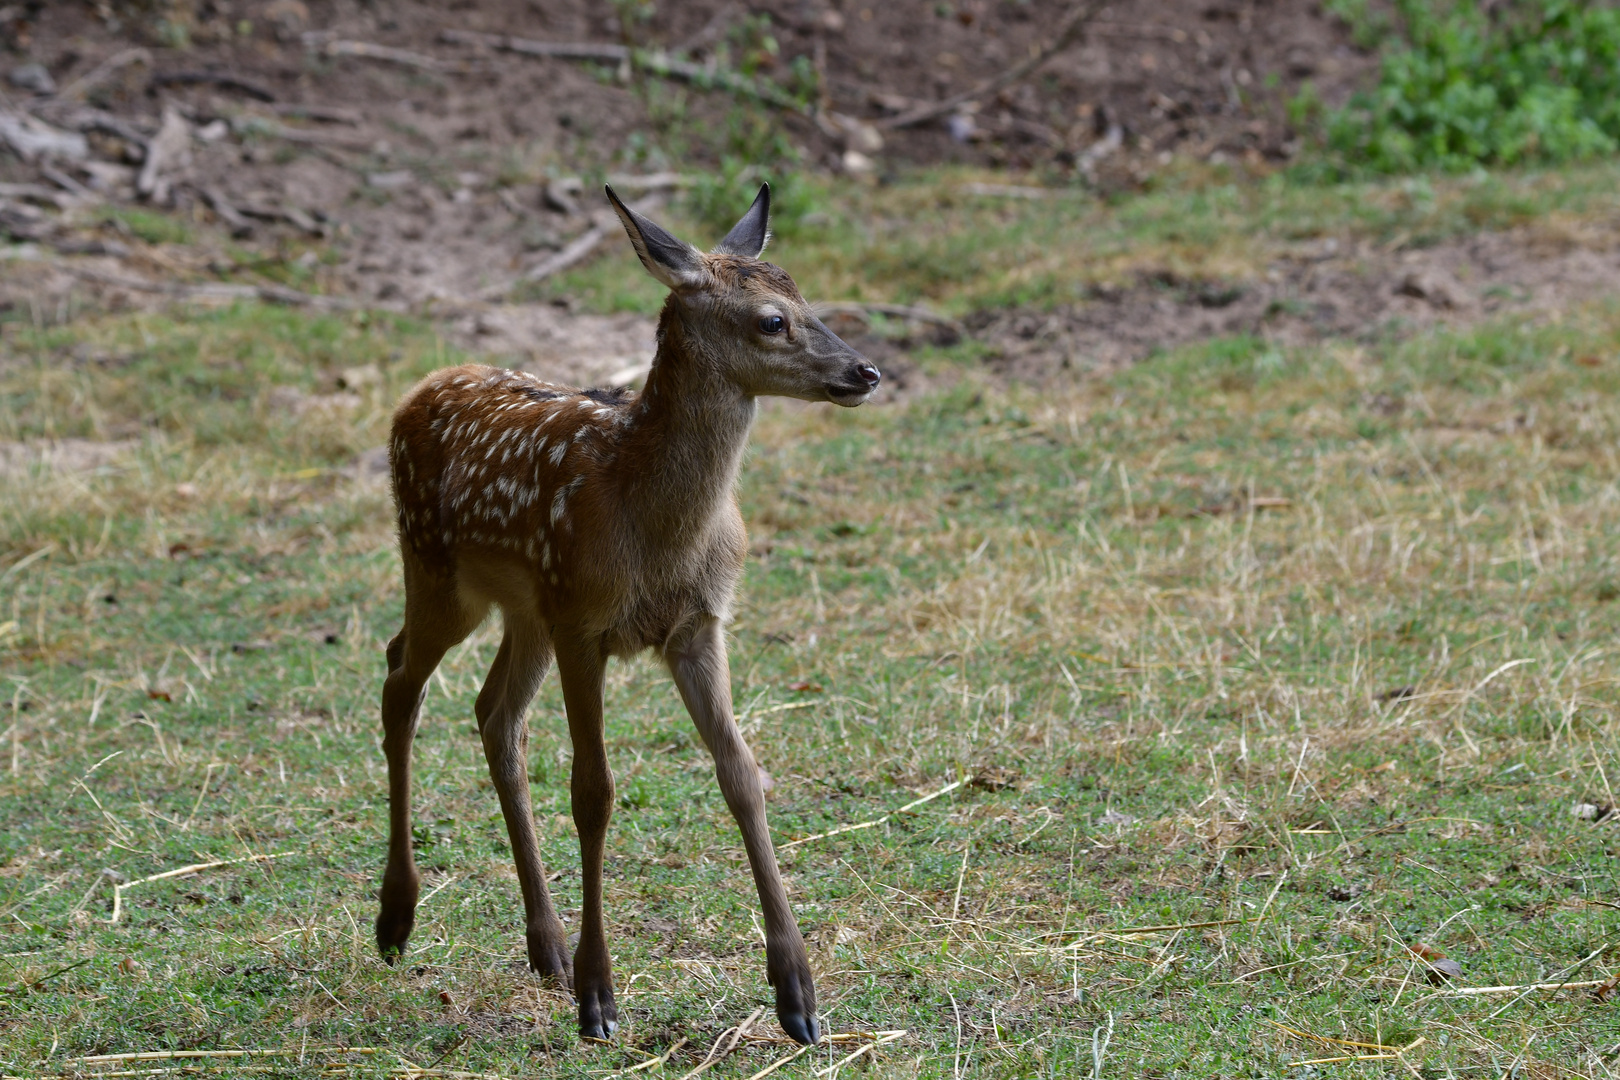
xmin=713 ymin=183 xmax=771 ymax=259
xmin=606 ymin=185 xmax=706 ymax=290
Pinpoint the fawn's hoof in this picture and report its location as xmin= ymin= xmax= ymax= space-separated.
xmin=778 ymin=1009 xmax=820 ymax=1046
xmin=768 ymin=946 xmax=819 ymax=1045
xmin=577 ymin=984 xmax=619 ymax=1042
xmin=375 ymin=908 xmax=416 ymax=962
xmin=526 ymin=929 xmax=573 ymax=988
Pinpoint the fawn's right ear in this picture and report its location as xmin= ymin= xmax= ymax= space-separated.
xmin=606 ymin=186 xmax=705 ymax=290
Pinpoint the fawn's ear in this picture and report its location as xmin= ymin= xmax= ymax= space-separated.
xmin=606 ymin=186 xmax=705 ymax=290
xmin=713 ymin=183 xmax=771 ymax=258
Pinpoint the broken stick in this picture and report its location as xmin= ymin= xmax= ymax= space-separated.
xmin=877 ymin=0 xmax=1107 ymax=130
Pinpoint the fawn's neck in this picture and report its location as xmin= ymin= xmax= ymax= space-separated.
xmin=621 ymin=302 xmax=757 ymax=541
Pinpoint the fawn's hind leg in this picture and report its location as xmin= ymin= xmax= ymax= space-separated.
xmin=375 ymin=556 xmax=483 ymax=961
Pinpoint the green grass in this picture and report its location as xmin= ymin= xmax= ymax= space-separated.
xmin=3 ymin=176 xmax=1620 ymax=1077
xmin=541 ymin=158 xmax=1620 ymax=318
xmin=96 ymin=207 xmax=195 ymax=248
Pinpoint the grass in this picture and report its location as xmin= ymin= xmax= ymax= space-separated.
xmin=2 ymin=168 xmax=1620 ymax=1078
xmin=542 ymin=157 xmax=1620 ymax=317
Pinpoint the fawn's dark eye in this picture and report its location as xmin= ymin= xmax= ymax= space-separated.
xmin=758 ymin=315 xmax=786 ymax=335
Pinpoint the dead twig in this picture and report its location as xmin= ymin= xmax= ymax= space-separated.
xmin=1437 ymin=979 xmax=1610 ymax=996
xmin=62 ymin=266 xmax=363 ymax=314
xmin=675 ymin=1007 xmax=766 ymax=1080
xmin=0 ymin=109 xmax=89 ymax=162
xmin=39 ymin=163 xmax=94 ymax=198
xmin=136 ymin=104 xmax=191 ymax=205
xmin=439 ymin=29 xmax=628 ymax=63
xmin=105 ymin=852 xmax=291 ymax=924
xmin=739 ymin=1043 xmax=816 ymax=1080
xmin=814 ymin=301 xmax=965 ymax=338
xmin=477 ymin=192 xmax=667 ymax=300
xmin=813 ymin=1031 xmax=906 ymax=1077
xmin=69 ymin=108 xmax=152 ymax=158
xmin=311 ymin=39 xmax=448 ymax=72
xmin=605 ymin=1037 xmax=688 ymax=1078
xmin=960 ymin=182 xmax=1054 ymax=199
xmin=877 ymin=0 xmax=1107 ymax=130
xmin=229 ymin=114 xmax=373 ymax=150
xmin=266 ymin=103 xmax=364 ymax=125
xmin=780 ymin=776 xmax=964 ymax=849
xmin=198 ymin=186 xmax=254 ymax=238
xmin=63 ymin=1046 xmax=383 ymax=1066
xmin=57 ymin=47 xmax=153 ymax=102
xmin=151 ymin=71 xmax=276 ymax=102
xmin=438 ymin=30 xmax=806 ymax=111
xmin=0 ymin=182 xmax=76 ymax=209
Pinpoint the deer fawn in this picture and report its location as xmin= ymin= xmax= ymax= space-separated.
xmin=374 ymin=184 xmax=880 ymax=1045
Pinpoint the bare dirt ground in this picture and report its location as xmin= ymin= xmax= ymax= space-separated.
xmin=2 ymin=1 xmax=1619 ymax=402
xmin=2 ymin=1 xmax=1372 ymax=309
xmin=966 ymin=222 xmax=1620 ymax=381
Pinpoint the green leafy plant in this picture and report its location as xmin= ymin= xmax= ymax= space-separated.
xmin=1325 ymin=0 xmax=1620 ymax=172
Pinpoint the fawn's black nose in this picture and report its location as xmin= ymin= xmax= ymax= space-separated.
xmin=855 ymin=362 xmax=881 ymax=388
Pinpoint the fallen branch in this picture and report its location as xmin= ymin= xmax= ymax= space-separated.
xmin=151 ymin=70 xmax=276 ymax=102
xmin=0 ymin=109 xmax=89 ymax=162
xmin=739 ymin=1044 xmax=816 ymax=1080
xmin=605 ymin=1038 xmax=688 ymax=1078
xmin=69 ymin=108 xmax=153 ymax=158
xmin=267 ymin=102 xmax=364 ymax=125
xmin=312 ymin=39 xmax=448 ymax=71
xmin=1076 ymin=111 xmax=1124 ymax=179
xmin=0 ymin=182 xmax=77 ymax=209
xmin=779 ymin=776 xmax=963 ymax=849
xmin=136 ymin=104 xmax=191 ymax=204
xmin=439 ymin=29 xmax=628 ymax=62
xmin=523 ymin=225 xmax=615 ymax=283
xmin=813 ymin=1030 xmax=906 ymax=1078
xmin=961 ymin=181 xmax=1053 ymax=199
xmin=40 ymin=163 xmax=94 ymax=198
xmin=57 ymin=47 xmax=153 ymax=102
xmin=477 ymin=192 xmax=668 ymax=300
xmin=105 ymin=852 xmax=291 ymax=924
xmin=439 ymin=30 xmax=806 ymax=111
xmin=606 ymin=171 xmax=696 ymax=192
xmin=198 ymin=186 xmax=254 ymax=237
xmin=877 ymin=0 xmax=1107 ymax=130
xmin=63 ymin=266 xmax=363 ymax=313
xmin=1440 ymin=979 xmax=1610 ymax=996
xmin=233 ymin=198 xmax=327 ymax=236
xmin=675 ymin=1008 xmax=765 ymax=1080
xmin=230 ymin=114 xmax=373 ymax=149
xmin=64 ymin=1048 xmax=383 ymax=1066
xmin=814 ymin=301 xmax=965 ymax=338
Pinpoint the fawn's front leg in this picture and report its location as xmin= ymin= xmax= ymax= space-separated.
xmin=554 ymin=631 xmax=618 ymax=1041
xmin=665 ymin=615 xmax=819 ymax=1045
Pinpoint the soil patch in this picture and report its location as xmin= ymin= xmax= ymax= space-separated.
xmin=2 ymin=1 xmax=1371 ymax=306
xmin=959 ymin=224 xmax=1620 ymax=382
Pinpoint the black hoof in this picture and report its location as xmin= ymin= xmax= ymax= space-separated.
xmin=375 ymin=909 xmax=416 ymax=962
xmin=576 ymin=976 xmax=618 ymax=1042
xmin=779 ymin=1010 xmax=820 ymax=1046
xmin=580 ymin=1017 xmax=618 ymax=1042
xmin=767 ymin=943 xmax=819 ymax=1045
xmin=526 ymin=929 xmax=573 ymax=988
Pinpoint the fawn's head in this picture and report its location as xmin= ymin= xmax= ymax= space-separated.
xmin=607 ymin=184 xmax=881 ymax=407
